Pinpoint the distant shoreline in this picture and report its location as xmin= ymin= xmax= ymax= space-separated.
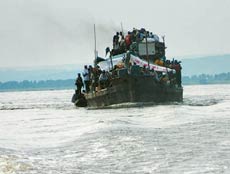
xmin=0 ymin=86 xmax=75 ymax=93
xmin=0 ymin=77 xmax=229 ymax=92
xmin=1 ymin=83 xmax=230 ymax=93
xmin=0 ymin=79 xmax=75 ymax=92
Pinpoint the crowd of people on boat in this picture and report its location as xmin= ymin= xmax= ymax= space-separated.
xmin=75 ymin=57 xmax=182 ymax=95
xmin=75 ymin=65 xmax=111 ymax=95
xmin=109 ymin=28 xmax=160 ymax=56
xmin=155 ymin=59 xmax=182 ymax=86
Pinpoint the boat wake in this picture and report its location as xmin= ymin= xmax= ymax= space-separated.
xmin=182 ymin=97 xmax=221 ymax=106
xmin=88 ymin=97 xmax=222 ymax=109
xmin=87 ymin=101 xmax=180 ymax=110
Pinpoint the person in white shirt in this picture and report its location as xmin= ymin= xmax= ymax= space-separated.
xmin=82 ymin=65 xmax=90 ymax=93
xmin=99 ymin=70 xmax=109 ymax=89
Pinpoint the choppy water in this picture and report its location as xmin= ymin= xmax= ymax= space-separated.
xmin=0 ymin=84 xmax=230 ymax=174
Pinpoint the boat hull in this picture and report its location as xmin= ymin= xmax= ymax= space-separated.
xmin=85 ymin=76 xmax=183 ymax=108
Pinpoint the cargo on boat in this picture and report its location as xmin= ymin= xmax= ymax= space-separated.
xmin=72 ymin=27 xmax=183 ymax=107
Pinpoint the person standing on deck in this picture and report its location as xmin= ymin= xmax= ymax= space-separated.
xmin=82 ymin=65 xmax=90 ymax=93
xmin=75 ymin=73 xmax=83 ymax=94
xmin=172 ymin=60 xmax=182 ymax=87
xmin=99 ymin=70 xmax=109 ymax=89
xmin=125 ymin=31 xmax=132 ymax=50
xmin=113 ymin=32 xmax=119 ymax=50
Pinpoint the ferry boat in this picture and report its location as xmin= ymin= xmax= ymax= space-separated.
xmin=72 ymin=27 xmax=183 ymax=107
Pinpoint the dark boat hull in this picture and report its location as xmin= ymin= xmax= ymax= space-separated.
xmin=85 ymin=76 xmax=183 ymax=108
xmin=72 ymin=93 xmax=87 ymax=107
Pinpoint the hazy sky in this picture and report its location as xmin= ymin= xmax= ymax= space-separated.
xmin=0 ymin=0 xmax=230 ymax=68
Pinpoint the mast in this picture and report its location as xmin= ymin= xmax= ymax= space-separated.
xmin=120 ymin=22 xmax=124 ymax=35
xmin=94 ymin=24 xmax=97 ymax=67
xmin=162 ymin=35 xmax=165 ymax=43
xmin=145 ymin=31 xmax=150 ymax=69
xmin=110 ymin=54 xmax=113 ymax=71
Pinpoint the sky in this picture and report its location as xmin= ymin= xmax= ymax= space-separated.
xmin=0 ymin=0 xmax=230 ymax=68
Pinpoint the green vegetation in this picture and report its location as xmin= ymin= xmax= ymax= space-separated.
xmin=0 ymin=79 xmax=75 ymax=91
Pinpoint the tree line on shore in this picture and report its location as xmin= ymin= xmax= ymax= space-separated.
xmin=183 ymin=72 xmax=230 ymax=85
xmin=0 ymin=79 xmax=75 ymax=91
xmin=0 ymin=72 xmax=229 ymax=91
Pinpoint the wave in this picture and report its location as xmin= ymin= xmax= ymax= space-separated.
xmin=0 ymin=103 xmax=75 ymax=111
xmin=0 ymin=154 xmax=32 ymax=174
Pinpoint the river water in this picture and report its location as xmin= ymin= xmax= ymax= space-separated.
xmin=0 ymin=84 xmax=230 ymax=174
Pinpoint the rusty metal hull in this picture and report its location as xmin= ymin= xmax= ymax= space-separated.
xmin=85 ymin=76 xmax=183 ymax=108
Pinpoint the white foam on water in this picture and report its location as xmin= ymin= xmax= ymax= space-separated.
xmin=0 ymin=85 xmax=230 ymax=173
